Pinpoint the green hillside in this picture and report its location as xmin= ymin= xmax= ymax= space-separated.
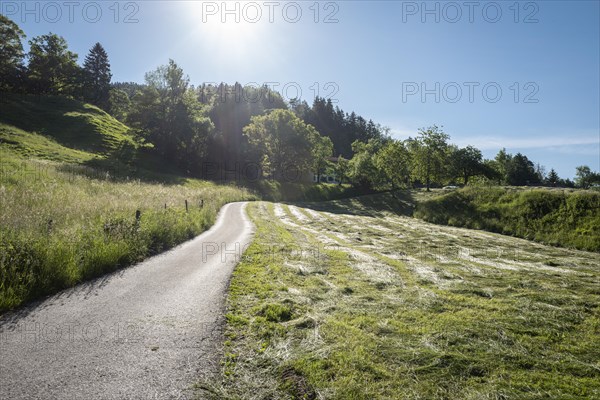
xmin=414 ymin=187 xmax=600 ymax=252
xmin=0 ymin=94 xmax=134 ymax=156
xmin=0 ymin=95 xmax=257 ymax=311
xmin=0 ymin=94 xmax=356 ymax=311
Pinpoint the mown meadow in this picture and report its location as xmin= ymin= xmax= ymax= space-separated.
xmin=201 ymin=196 xmax=600 ymax=399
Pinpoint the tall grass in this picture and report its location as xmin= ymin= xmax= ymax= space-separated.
xmin=0 ymin=155 xmax=256 ymax=311
xmin=414 ymin=187 xmax=600 ymax=252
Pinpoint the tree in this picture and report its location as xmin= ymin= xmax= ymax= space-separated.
xmin=108 ymin=88 xmax=131 ymax=122
xmin=493 ymin=148 xmax=512 ymax=184
xmin=348 ymin=139 xmax=386 ymax=190
xmin=202 ymin=82 xmax=287 ymax=169
xmin=312 ymin=134 xmax=334 ymax=183
xmin=0 ymin=15 xmax=26 ymax=91
xmin=560 ymin=178 xmax=575 ymax=188
xmin=546 ymin=168 xmax=560 ymax=187
xmin=300 ymin=96 xmax=387 ymax=159
xmin=27 ymin=33 xmax=80 ymax=96
xmin=506 ymin=153 xmax=539 ymax=186
xmin=408 ymin=125 xmax=450 ymax=191
xmin=575 ymin=165 xmax=600 ymax=188
xmin=374 ymin=140 xmax=411 ymax=190
xmin=289 ymin=97 xmax=311 ymax=120
xmin=492 ymin=149 xmax=539 ymax=186
xmin=450 ymin=145 xmax=485 ymax=185
xmin=535 ymin=163 xmax=547 ymax=184
xmin=243 ymin=109 xmax=322 ymax=181
xmin=83 ymin=43 xmax=112 ymax=110
xmin=127 ymin=60 xmax=213 ymax=171
xmin=334 ymin=156 xmax=350 ymax=185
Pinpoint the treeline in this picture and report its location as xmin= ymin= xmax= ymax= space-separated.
xmin=341 ymin=126 xmax=600 ymax=191
xmin=1 ymin=15 xmax=598 ymax=189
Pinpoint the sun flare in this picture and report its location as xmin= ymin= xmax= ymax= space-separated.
xmin=186 ymin=1 xmax=267 ymax=56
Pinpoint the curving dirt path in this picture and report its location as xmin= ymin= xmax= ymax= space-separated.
xmin=0 ymin=202 xmax=254 ymax=400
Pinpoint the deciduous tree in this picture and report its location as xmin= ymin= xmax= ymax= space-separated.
xmin=0 ymin=15 xmax=26 ymax=91
xmin=127 ymin=60 xmax=213 ymax=171
xmin=243 ymin=109 xmax=323 ymax=181
xmin=450 ymin=145 xmax=485 ymax=185
xmin=374 ymin=140 xmax=411 ymax=190
xmin=575 ymin=165 xmax=600 ymax=188
xmin=27 ymin=34 xmax=80 ymax=96
xmin=408 ymin=125 xmax=450 ymax=191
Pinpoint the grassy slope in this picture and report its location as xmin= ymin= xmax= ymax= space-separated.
xmin=202 ymin=197 xmax=600 ymax=399
xmin=0 ymin=94 xmax=356 ymax=311
xmin=0 ymin=95 xmax=258 ymax=311
xmin=0 ymin=94 xmax=134 ymax=155
xmin=414 ymin=187 xmax=600 ymax=252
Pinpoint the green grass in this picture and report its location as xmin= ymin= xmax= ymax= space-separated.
xmin=0 ymin=93 xmax=134 ymax=155
xmin=0 ymin=93 xmax=367 ymax=311
xmin=0 ymin=94 xmax=262 ymax=311
xmin=414 ymin=187 xmax=600 ymax=252
xmin=250 ymin=179 xmax=360 ymax=202
xmin=0 ymin=151 xmax=257 ymax=311
xmin=0 ymin=123 xmax=97 ymax=164
xmin=200 ymin=198 xmax=600 ymax=399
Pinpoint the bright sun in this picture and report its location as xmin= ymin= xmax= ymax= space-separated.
xmin=187 ymin=2 xmax=267 ymax=57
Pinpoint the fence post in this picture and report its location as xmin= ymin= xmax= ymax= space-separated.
xmin=200 ymin=199 xmax=204 ymax=208
xmin=135 ymin=210 xmax=141 ymax=222
xmin=185 ymin=200 xmax=188 ymax=212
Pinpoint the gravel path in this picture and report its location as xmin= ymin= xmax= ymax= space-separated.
xmin=0 ymin=202 xmax=254 ymax=400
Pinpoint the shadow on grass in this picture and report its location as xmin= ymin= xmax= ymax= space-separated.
xmin=0 ymin=94 xmax=125 ymax=154
xmin=294 ymin=190 xmax=417 ymax=218
xmin=75 ymin=154 xmax=188 ymax=185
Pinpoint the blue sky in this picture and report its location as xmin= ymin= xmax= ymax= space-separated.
xmin=3 ymin=0 xmax=599 ymax=178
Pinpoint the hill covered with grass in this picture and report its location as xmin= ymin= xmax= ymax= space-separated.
xmin=0 ymin=95 xmax=259 ymax=311
xmin=414 ymin=187 xmax=600 ymax=252
xmin=0 ymin=94 xmax=359 ymax=311
xmin=0 ymin=94 xmax=134 ymax=157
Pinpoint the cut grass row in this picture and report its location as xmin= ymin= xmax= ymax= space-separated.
xmin=202 ymin=199 xmax=600 ymax=399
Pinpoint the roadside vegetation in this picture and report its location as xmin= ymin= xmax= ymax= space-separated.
xmin=0 ymin=149 xmax=255 ymax=311
xmin=252 ymin=180 xmax=360 ymax=202
xmin=0 ymin=91 xmax=257 ymax=311
xmin=202 ymin=196 xmax=600 ymax=399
